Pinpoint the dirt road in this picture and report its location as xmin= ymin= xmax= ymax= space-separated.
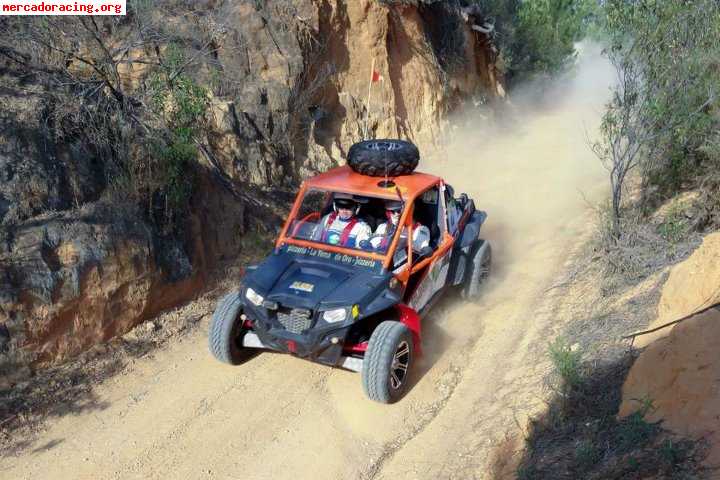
xmin=0 ymin=47 xmax=613 ymax=480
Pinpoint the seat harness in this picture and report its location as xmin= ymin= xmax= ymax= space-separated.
xmin=321 ymin=212 xmax=359 ymax=246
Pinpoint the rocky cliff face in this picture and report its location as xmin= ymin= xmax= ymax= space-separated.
xmin=0 ymin=0 xmax=502 ymax=370
xmin=204 ymin=0 xmax=503 ymax=186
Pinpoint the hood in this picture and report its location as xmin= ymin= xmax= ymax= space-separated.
xmin=245 ymin=250 xmax=389 ymax=311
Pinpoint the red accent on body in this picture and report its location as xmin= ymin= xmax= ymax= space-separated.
xmin=242 ymin=319 xmax=254 ymax=330
xmin=343 ymin=341 xmax=368 ymax=355
xmin=286 ymin=340 xmax=297 ymax=353
xmin=395 ymin=303 xmax=422 ymax=356
xmin=372 ymin=70 xmax=382 ymax=82
xmin=321 ymin=213 xmax=358 ymax=246
xmin=457 ymin=209 xmax=471 ymax=233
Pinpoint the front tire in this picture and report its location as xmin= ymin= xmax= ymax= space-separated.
xmin=362 ymin=321 xmax=414 ymax=403
xmin=461 ymin=240 xmax=492 ymax=300
xmin=208 ymin=291 xmax=252 ymax=365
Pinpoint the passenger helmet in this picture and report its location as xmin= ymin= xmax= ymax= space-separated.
xmin=385 ymin=199 xmax=403 ymax=222
xmin=384 ymin=200 xmax=403 ymax=212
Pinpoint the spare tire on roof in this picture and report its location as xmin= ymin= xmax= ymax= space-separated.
xmin=347 ymin=139 xmax=419 ymax=177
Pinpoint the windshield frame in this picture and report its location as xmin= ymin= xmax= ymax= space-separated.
xmin=276 ymin=184 xmax=411 ymax=267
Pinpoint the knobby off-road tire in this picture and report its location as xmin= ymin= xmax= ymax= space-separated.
xmin=208 ymin=290 xmax=252 ymax=365
xmin=362 ymin=321 xmax=414 ymax=403
xmin=347 ymin=140 xmax=419 ymax=177
xmin=461 ymin=240 xmax=492 ymax=300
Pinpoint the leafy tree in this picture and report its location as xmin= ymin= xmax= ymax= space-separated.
xmin=514 ymin=0 xmax=584 ymax=76
xmin=470 ymin=0 xmax=598 ymax=82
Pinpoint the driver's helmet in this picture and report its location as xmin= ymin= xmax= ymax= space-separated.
xmin=333 ymin=193 xmax=360 ymax=216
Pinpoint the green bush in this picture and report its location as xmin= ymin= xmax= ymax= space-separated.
xmin=146 ymin=44 xmax=209 ymax=231
xmin=617 ymin=411 xmax=659 ymax=453
xmin=549 ymin=337 xmax=582 ymax=389
xmin=657 ymin=203 xmax=688 ymax=244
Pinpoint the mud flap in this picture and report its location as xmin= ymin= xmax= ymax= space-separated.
xmin=395 ymin=303 xmax=422 ymax=356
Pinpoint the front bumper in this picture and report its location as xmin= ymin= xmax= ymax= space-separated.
xmin=242 ymin=332 xmax=363 ymax=372
xmin=241 ymin=303 xmax=360 ymax=370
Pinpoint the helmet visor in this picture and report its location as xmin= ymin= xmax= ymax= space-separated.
xmin=385 ymin=200 xmax=403 ymax=212
xmin=334 ymin=198 xmax=357 ymax=210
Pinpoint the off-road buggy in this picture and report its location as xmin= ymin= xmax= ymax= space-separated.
xmin=209 ymin=140 xmax=491 ymax=403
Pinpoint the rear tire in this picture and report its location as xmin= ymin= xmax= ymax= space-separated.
xmin=347 ymin=140 xmax=419 ymax=177
xmin=208 ymin=291 xmax=252 ymax=365
xmin=461 ymin=240 xmax=492 ymax=300
xmin=362 ymin=321 xmax=414 ymax=403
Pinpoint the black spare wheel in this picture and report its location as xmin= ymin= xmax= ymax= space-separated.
xmin=347 ymin=139 xmax=419 ymax=177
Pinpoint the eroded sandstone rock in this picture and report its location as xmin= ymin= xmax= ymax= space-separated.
xmin=0 ymin=204 xmax=204 ymax=363
xmin=636 ymin=232 xmax=720 ymax=347
xmin=620 ymin=232 xmax=720 ymax=469
xmin=619 ymin=308 xmax=720 ymax=469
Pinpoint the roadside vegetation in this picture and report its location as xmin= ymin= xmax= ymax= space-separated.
xmin=591 ymin=0 xmax=720 ymax=271
xmin=0 ymin=13 xmax=211 ymax=238
xmin=466 ymin=0 xmax=599 ymax=83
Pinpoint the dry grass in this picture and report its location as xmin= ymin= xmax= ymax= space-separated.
xmin=591 ymin=194 xmax=703 ymax=292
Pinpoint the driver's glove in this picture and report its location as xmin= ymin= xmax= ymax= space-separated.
xmin=358 ymin=239 xmax=373 ymax=250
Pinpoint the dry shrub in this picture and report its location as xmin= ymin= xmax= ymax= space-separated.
xmin=593 ymin=198 xmax=702 ymax=288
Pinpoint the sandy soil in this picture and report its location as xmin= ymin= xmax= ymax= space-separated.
xmin=0 ymin=46 xmax=614 ymax=480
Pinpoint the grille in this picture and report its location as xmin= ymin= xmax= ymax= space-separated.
xmin=277 ymin=308 xmax=313 ymax=334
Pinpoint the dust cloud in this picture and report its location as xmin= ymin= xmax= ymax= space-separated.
xmin=424 ymin=42 xmax=614 ymax=288
xmin=365 ymin=44 xmax=619 ymax=480
xmin=416 ymin=42 xmax=615 ymax=365
xmin=337 ymin=44 xmax=618 ymax=477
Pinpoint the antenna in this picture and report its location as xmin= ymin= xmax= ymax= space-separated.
xmin=394 ymin=185 xmax=404 ymax=206
xmin=377 ymin=146 xmax=394 ymax=188
xmin=384 ymin=149 xmax=389 ymax=189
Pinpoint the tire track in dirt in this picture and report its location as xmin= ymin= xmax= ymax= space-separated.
xmin=360 ymin=362 xmax=464 ymax=480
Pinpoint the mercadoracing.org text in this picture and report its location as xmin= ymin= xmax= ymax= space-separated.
xmin=0 ymin=0 xmax=125 ymax=15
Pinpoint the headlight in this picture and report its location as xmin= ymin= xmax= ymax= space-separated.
xmin=245 ymin=287 xmax=264 ymax=306
xmin=322 ymin=308 xmax=347 ymax=323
